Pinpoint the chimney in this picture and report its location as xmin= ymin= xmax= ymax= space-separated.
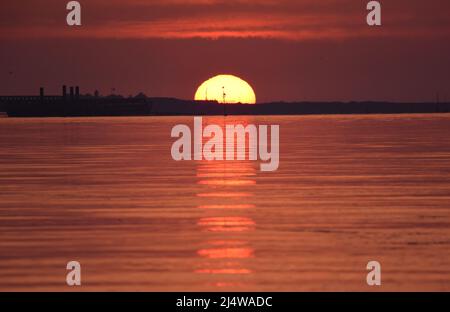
xmin=62 ymin=85 xmax=67 ymax=100
xmin=75 ymin=86 xmax=80 ymax=99
xmin=70 ymin=87 xmax=74 ymax=102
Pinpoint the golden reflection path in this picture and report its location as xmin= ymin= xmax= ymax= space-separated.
xmin=194 ymin=117 xmax=257 ymax=287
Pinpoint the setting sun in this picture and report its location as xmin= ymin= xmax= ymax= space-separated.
xmin=195 ymin=74 xmax=256 ymax=104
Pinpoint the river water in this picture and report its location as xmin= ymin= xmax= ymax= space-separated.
xmin=1 ymin=114 xmax=450 ymax=291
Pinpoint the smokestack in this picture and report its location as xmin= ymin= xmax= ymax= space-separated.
xmin=62 ymin=85 xmax=67 ymax=100
xmin=40 ymin=87 xmax=44 ymax=103
xmin=70 ymin=87 xmax=74 ymax=102
xmin=75 ymin=86 xmax=80 ymax=99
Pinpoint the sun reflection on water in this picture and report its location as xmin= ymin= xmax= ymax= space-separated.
xmin=194 ymin=117 xmax=257 ymax=284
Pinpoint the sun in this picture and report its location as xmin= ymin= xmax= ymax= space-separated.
xmin=195 ymin=74 xmax=256 ymax=104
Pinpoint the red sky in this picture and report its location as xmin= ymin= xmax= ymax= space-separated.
xmin=1 ymin=0 xmax=449 ymax=102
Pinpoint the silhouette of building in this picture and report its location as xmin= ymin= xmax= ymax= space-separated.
xmin=0 ymin=86 xmax=449 ymax=117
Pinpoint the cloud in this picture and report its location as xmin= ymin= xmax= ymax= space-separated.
xmin=1 ymin=0 xmax=449 ymax=40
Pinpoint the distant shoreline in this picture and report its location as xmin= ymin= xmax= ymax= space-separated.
xmin=1 ymin=100 xmax=449 ymax=118
xmin=1 ymin=91 xmax=449 ymax=118
xmin=2 ymin=112 xmax=450 ymax=119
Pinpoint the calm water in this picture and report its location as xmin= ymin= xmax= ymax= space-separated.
xmin=1 ymin=115 xmax=450 ymax=291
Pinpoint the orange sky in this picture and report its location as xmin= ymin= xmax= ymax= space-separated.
xmin=0 ymin=0 xmax=449 ymax=102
